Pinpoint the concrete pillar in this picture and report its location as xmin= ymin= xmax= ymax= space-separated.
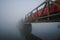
xmin=22 ymin=23 xmax=32 ymax=40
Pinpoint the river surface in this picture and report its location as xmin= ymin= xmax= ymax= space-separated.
xmin=32 ymin=22 xmax=60 ymax=40
xmin=0 ymin=22 xmax=60 ymax=40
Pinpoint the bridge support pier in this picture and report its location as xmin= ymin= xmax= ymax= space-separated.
xmin=23 ymin=23 xmax=32 ymax=40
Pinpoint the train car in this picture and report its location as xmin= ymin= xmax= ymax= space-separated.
xmin=28 ymin=0 xmax=60 ymax=21
xmin=33 ymin=9 xmax=43 ymax=18
xmin=25 ymin=0 xmax=60 ymax=22
xmin=37 ymin=9 xmax=43 ymax=17
xmin=33 ymin=1 xmax=60 ymax=17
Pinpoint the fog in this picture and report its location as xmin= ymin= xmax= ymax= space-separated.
xmin=1 ymin=0 xmax=59 ymax=40
xmin=0 ymin=0 xmax=45 ymax=40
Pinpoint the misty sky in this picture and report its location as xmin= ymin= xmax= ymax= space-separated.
xmin=0 ymin=0 xmax=60 ymax=40
xmin=0 ymin=0 xmax=45 ymax=40
xmin=0 ymin=0 xmax=45 ymax=23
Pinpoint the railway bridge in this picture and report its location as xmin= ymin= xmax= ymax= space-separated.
xmin=21 ymin=0 xmax=60 ymax=40
xmin=25 ymin=0 xmax=60 ymax=23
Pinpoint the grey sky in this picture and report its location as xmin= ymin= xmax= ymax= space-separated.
xmin=0 ymin=0 xmax=60 ymax=40
xmin=0 ymin=0 xmax=45 ymax=40
xmin=0 ymin=0 xmax=45 ymax=23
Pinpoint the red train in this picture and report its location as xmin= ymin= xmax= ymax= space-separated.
xmin=27 ymin=0 xmax=60 ymax=21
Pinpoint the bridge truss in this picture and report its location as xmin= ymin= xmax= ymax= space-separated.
xmin=25 ymin=0 xmax=60 ymax=23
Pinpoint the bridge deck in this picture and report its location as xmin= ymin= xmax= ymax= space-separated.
xmin=26 ymin=12 xmax=60 ymax=23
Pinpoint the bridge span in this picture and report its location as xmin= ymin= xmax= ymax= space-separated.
xmin=21 ymin=0 xmax=60 ymax=40
xmin=25 ymin=0 xmax=60 ymax=23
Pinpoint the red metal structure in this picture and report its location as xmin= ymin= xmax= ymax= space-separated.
xmin=23 ymin=0 xmax=60 ymax=40
xmin=25 ymin=0 xmax=60 ymax=23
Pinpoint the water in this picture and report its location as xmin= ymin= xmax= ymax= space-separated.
xmin=32 ymin=22 xmax=60 ymax=40
xmin=0 ymin=20 xmax=60 ymax=40
xmin=0 ymin=22 xmax=21 ymax=40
